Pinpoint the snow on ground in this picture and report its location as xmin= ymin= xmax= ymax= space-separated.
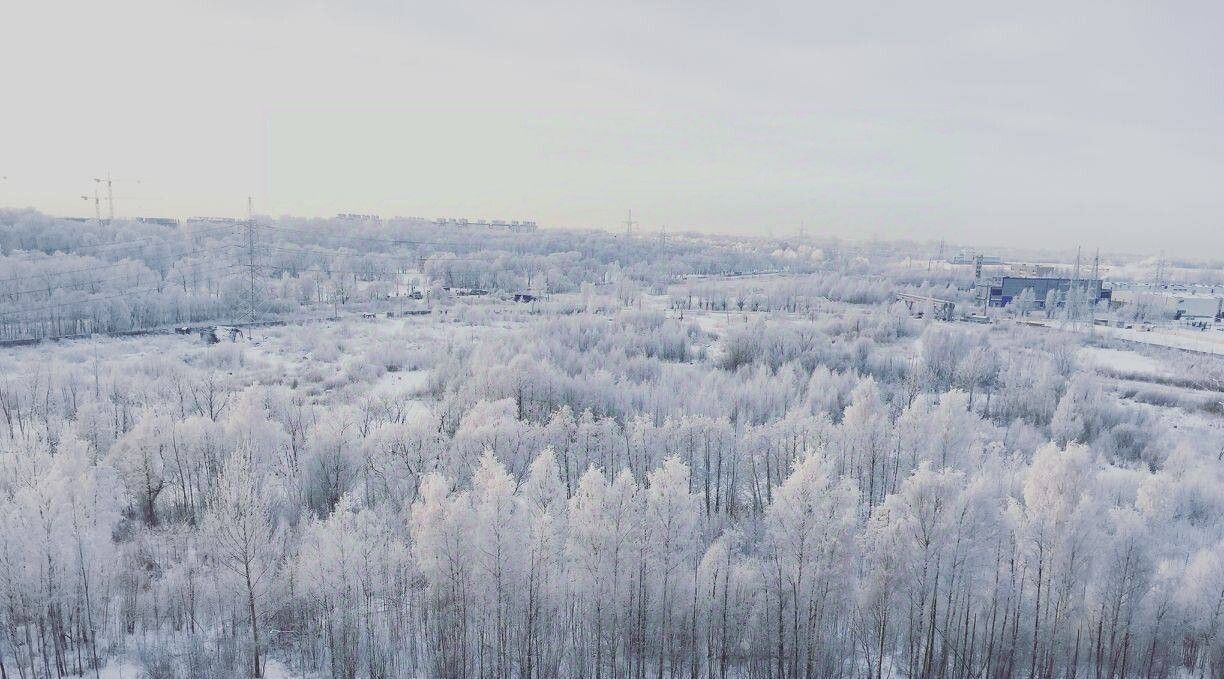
xmin=63 ymin=656 xmax=303 ymax=678
xmin=1019 ymin=317 xmax=1224 ymax=356
xmin=1092 ymin=324 xmax=1224 ymax=355
xmin=1078 ymin=346 xmax=1169 ymax=377
xmin=369 ymin=368 xmax=431 ymax=394
xmin=263 ymin=658 xmax=302 ymax=679
xmin=60 ymin=658 xmax=145 ymax=679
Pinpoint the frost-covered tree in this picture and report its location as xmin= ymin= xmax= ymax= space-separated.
xmin=763 ymin=451 xmax=858 ymax=678
xmin=206 ymin=447 xmax=281 ymax=678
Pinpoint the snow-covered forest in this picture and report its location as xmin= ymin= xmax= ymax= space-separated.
xmin=0 ymin=211 xmax=1221 ymax=679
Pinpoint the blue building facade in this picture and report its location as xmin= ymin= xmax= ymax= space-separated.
xmin=979 ymin=276 xmax=1111 ymax=308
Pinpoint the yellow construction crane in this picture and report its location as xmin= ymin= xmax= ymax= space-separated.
xmin=90 ymin=174 xmax=141 ymax=221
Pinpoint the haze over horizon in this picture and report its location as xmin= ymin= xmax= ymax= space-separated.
xmin=2 ymin=0 xmax=1222 ymax=257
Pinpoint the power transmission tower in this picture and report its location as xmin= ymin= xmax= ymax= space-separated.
xmin=245 ymin=219 xmax=257 ymax=321
xmin=929 ymin=239 xmax=944 ymax=271
xmin=235 ymin=214 xmax=263 ymax=324
xmin=623 ymin=209 xmax=638 ymax=237
xmin=1068 ymin=246 xmax=1083 ymax=325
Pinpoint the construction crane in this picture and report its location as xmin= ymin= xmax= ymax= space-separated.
xmin=80 ymin=192 xmax=101 ymax=222
xmin=91 ymin=174 xmax=141 ymax=221
xmin=93 ymin=176 xmax=113 ymax=221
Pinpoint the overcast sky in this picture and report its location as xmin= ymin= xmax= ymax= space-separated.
xmin=2 ymin=0 xmax=1222 ymax=255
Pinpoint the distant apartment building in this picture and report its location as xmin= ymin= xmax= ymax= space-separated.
xmin=187 ymin=217 xmax=242 ymax=224
xmin=434 ymin=217 xmax=538 ymax=232
xmin=136 ymin=217 xmax=180 ymax=227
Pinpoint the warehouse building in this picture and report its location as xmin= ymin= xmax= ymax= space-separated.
xmin=978 ymin=276 xmax=1111 ymax=308
xmin=1110 ymin=289 xmax=1223 ymax=321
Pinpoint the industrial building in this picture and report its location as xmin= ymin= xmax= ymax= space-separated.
xmin=1110 ymin=289 xmax=1223 ymax=321
xmin=949 ymin=251 xmax=1002 ymax=265
xmin=1010 ymin=263 xmax=1063 ymax=278
xmin=978 ymin=276 xmax=1111 ymax=308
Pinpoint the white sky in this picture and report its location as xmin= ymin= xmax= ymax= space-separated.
xmin=2 ymin=0 xmax=1222 ymax=256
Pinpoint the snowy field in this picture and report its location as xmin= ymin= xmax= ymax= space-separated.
xmin=1018 ymin=316 xmax=1224 ymax=355
xmin=1094 ymin=322 xmax=1224 ymax=355
xmin=1078 ymin=346 xmax=1170 ymax=376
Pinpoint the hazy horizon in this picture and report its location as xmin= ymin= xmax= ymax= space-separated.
xmin=2 ymin=0 xmax=1222 ymax=257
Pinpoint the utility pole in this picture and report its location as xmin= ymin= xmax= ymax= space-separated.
xmin=623 ymin=209 xmax=638 ymax=237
